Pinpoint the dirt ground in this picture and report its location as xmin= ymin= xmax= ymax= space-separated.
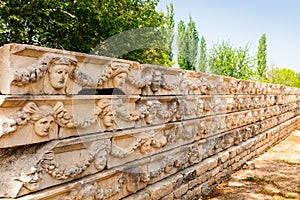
xmin=202 ymin=130 xmax=300 ymax=200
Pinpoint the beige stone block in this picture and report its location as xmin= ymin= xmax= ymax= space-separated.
xmin=139 ymin=64 xmax=181 ymax=96
xmin=196 ymin=160 xmax=209 ymax=176
xmin=188 ymin=178 xmax=199 ymax=189
xmin=206 ymin=114 xmax=227 ymax=135
xmin=147 ymin=180 xmax=173 ymax=200
xmin=192 ymin=184 xmax=203 ymax=198
xmin=228 ymin=146 xmax=238 ymax=158
xmin=115 ymin=140 xmax=203 ymax=193
xmin=22 ymin=169 xmax=145 ymax=200
xmin=170 ymin=174 xmax=184 ymax=189
xmin=0 ymin=134 xmax=114 ymax=198
xmin=17 ymin=138 xmax=218 ymax=199
xmin=160 ymin=192 xmax=174 ymax=200
xmin=197 ymin=173 xmax=209 ymax=185
xmin=122 ymin=191 xmax=151 ymax=200
xmin=0 ymin=95 xmax=139 ymax=148
xmin=185 ymin=72 xmax=229 ymax=95
xmin=0 ymin=96 xmax=63 ymax=148
xmin=108 ymin=120 xmax=205 ymax=168
xmin=204 ymin=157 xmax=218 ymax=170
xmin=218 ymin=152 xmax=229 ymax=163
xmin=231 ymin=162 xmax=239 ymax=171
xmin=149 ymin=147 xmax=196 ymax=183
xmin=181 ymin=190 xmax=195 ymax=200
xmin=0 ymin=43 xmax=142 ymax=95
xmin=211 ymin=166 xmax=221 ymax=177
xmin=135 ymin=95 xmax=211 ymax=127
xmin=59 ymin=95 xmax=140 ymax=137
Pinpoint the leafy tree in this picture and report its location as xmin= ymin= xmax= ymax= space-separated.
xmin=177 ymin=20 xmax=187 ymax=69
xmin=177 ymin=16 xmax=199 ymax=70
xmin=198 ymin=36 xmax=207 ymax=72
xmin=257 ymin=33 xmax=267 ymax=79
xmin=209 ymin=41 xmax=254 ymax=80
xmin=165 ymin=3 xmax=175 ymax=61
xmin=267 ymin=67 xmax=300 ymax=87
xmin=0 ymin=0 xmax=173 ymax=66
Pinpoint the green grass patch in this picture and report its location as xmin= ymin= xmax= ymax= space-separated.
xmin=244 ymin=176 xmax=273 ymax=184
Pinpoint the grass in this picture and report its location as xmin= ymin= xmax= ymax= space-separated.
xmin=245 ymin=176 xmax=298 ymax=199
xmin=244 ymin=176 xmax=273 ymax=184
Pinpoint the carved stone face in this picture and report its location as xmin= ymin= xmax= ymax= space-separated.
xmin=126 ymin=173 xmax=141 ymax=193
xmin=140 ymin=139 xmax=152 ymax=154
xmin=179 ymin=77 xmax=189 ymax=92
xmin=112 ymin=72 xmax=127 ymax=89
xmin=150 ymin=71 xmax=162 ymax=92
xmin=34 ymin=115 xmax=54 ymax=137
xmin=103 ymin=110 xmax=115 ymax=128
xmin=164 ymin=162 xmax=174 ymax=173
xmin=19 ymin=167 xmax=41 ymax=191
xmin=144 ymin=101 xmax=160 ymax=124
xmin=49 ymin=64 xmax=69 ymax=89
xmin=94 ymin=151 xmax=107 ymax=171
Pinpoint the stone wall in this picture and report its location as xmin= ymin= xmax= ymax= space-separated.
xmin=0 ymin=43 xmax=299 ymax=199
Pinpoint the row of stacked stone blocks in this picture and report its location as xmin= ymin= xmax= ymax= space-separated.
xmin=0 ymin=44 xmax=299 ymax=199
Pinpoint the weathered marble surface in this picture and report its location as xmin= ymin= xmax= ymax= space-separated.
xmin=0 ymin=44 xmax=141 ymax=95
xmin=1 ymin=105 xmax=298 ymax=198
xmin=8 ymin=115 xmax=300 ymax=200
xmin=1 ymin=93 xmax=298 ymax=148
xmin=0 ymin=95 xmax=139 ymax=148
xmin=2 ymin=44 xmax=300 ymax=200
xmin=2 ymin=44 xmax=300 ymax=95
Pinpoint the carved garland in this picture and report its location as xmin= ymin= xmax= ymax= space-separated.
xmin=0 ymin=101 xmax=100 ymax=138
xmin=12 ymin=53 xmax=78 ymax=86
xmin=38 ymin=140 xmax=111 ymax=180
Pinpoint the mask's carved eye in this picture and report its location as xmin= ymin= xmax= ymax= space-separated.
xmin=40 ymin=120 xmax=48 ymax=124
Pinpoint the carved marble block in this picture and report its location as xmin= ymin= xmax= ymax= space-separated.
xmin=0 ymin=43 xmax=141 ymax=95
xmin=108 ymin=119 xmax=207 ymax=168
xmin=0 ymin=96 xmax=64 ymax=148
xmin=2 ymin=43 xmax=299 ymax=96
xmin=2 ymin=43 xmax=300 ymax=200
xmin=139 ymin=64 xmax=181 ymax=95
xmin=59 ymin=95 xmax=140 ymax=138
xmin=0 ymin=134 xmax=112 ymax=198
xmin=0 ymin=95 xmax=139 ymax=148
xmin=1 ymin=93 xmax=297 ymax=148
xmin=13 ymin=115 xmax=300 ymax=200
xmin=0 ymin=133 xmax=205 ymax=198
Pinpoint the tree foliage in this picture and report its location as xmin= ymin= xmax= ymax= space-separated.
xmin=209 ymin=41 xmax=254 ymax=80
xmin=198 ymin=36 xmax=207 ymax=72
xmin=177 ymin=16 xmax=199 ymax=71
xmin=165 ymin=3 xmax=175 ymax=61
xmin=267 ymin=67 xmax=300 ymax=87
xmin=257 ymin=33 xmax=267 ymax=79
xmin=0 ymin=0 xmax=173 ymax=66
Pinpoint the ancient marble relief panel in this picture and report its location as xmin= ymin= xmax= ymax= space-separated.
xmin=0 ymin=134 xmax=111 ymax=197
xmin=0 ymin=44 xmax=142 ymax=95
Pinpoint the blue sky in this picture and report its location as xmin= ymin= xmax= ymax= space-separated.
xmin=157 ymin=0 xmax=300 ymax=72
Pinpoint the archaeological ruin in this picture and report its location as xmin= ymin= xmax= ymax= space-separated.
xmin=0 ymin=43 xmax=300 ymax=199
